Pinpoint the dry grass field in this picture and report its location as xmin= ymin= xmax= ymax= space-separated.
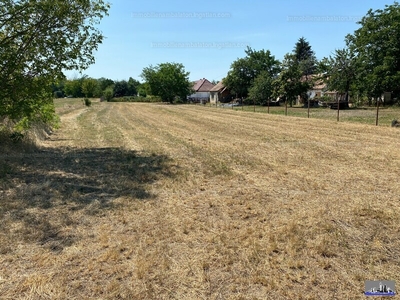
xmin=225 ymin=103 xmax=400 ymax=126
xmin=1 ymin=99 xmax=400 ymax=299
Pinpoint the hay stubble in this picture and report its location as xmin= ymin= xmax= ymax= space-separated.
xmin=1 ymin=101 xmax=399 ymax=299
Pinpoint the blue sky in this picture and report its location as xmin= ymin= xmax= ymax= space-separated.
xmin=66 ymin=0 xmax=393 ymax=82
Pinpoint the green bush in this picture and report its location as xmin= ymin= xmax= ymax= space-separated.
xmin=83 ymin=98 xmax=91 ymax=107
xmin=53 ymin=91 xmax=63 ymax=98
xmin=110 ymin=96 xmax=162 ymax=103
xmin=103 ymin=87 xmax=114 ymax=102
xmin=173 ymin=96 xmax=186 ymax=104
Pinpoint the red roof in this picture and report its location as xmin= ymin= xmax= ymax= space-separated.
xmin=192 ymin=78 xmax=215 ymax=92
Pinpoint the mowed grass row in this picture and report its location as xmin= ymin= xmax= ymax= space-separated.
xmin=0 ymin=99 xmax=399 ymax=299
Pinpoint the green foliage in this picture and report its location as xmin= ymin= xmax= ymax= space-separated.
xmin=133 ymin=95 xmax=161 ymax=102
xmin=0 ymin=0 xmax=110 ymax=129
xmin=83 ymin=98 xmax=92 ymax=107
xmin=113 ymin=80 xmax=129 ymax=97
xmin=347 ymin=2 xmax=400 ymax=98
xmin=82 ymin=78 xmax=99 ymax=98
xmin=173 ymin=96 xmax=185 ymax=104
xmin=137 ymin=82 xmax=150 ymax=97
xmin=103 ymin=87 xmax=114 ymax=102
xmin=109 ymin=96 xmax=134 ymax=102
xmin=108 ymin=95 xmax=162 ymax=103
xmin=64 ymin=77 xmax=85 ymax=98
xmin=224 ymin=47 xmax=280 ymax=98
xmin=293 ymin=37 xmax=317 ymax=77
xmin=111 ymin=78 xmax=140 ymax=98
xmin=323 ymin=48 xmax=357 ymax=102
xmin=128 ymin=77 xmax=140 ymax=96
xmin=141 ymin=62 xmax=192 ymax=103
xmin=51 ymin=80 xmax=65 ymax=98
xmin=53 ymin=91 xmax=63 ymax=98
xmin=276 ymin=53 xmax=310 ymax=106
xmin=98 ymin=78 xmax=115 ymax=90
xmin=248 ymin=71 xmax=274 ymax=105
xmin=140 ymin=95 xmax=162 ymax=102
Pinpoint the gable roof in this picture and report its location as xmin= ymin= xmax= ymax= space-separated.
xmin=192 ymin=78 xmax=215 ymax=92
xmin=210 ymin=80 xmax=226 ymax=92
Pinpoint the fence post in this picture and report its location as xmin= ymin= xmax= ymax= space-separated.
xmin=376 ymin=97 xmax=380 ymax=126
xmin=337 ymin=94 xmax=340 ymax=122
xmin=285 ymin=100 xmax=288 ymax=116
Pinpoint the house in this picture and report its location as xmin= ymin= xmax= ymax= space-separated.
xmin=306 ymin=76 xmax=325 ymax=99
xmin=209 ymin=80 xmax=233 ymax=104
xmin=297 ymin=74 xmax=346 ymax=106
xmin=188 ymin=78 xmax=215 ymax=103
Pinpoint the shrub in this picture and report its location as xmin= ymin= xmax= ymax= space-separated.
xmin=173 ymin=96 xmax=186 ymax=104
xmin=83 ymin=98 xmax=91 ymax=107
xmin=103 ymin=87 xmax=114 ymax=102
xmin=53 ymin=91 xmax=63 ymax=98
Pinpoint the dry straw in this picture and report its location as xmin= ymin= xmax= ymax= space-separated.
xmin=1 ymin=99 xmax=399 ymax=299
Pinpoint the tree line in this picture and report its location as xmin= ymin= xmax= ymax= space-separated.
xmin=226 ymin=2 xmax=400 ymax=108
xmin=1 ymin=0 xmax=400 ymax=131
xmin=52 ymin=76 xmax=147 ymax=101
xmin=142 ymin=2 xmax=400 ymax=108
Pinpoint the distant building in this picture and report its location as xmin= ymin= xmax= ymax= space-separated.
xmin=298 ymin=74 xmax=346 ymax=105
xmin=209 ymin=79 xmax=232 ymax=104
xmin=188 ymin=78 xmax=215 ymax=103
xmin=306 ymin=75 xmax=337 ymax=100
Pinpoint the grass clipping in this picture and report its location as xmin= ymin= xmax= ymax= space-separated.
xmin=0 ymin=99 xmax=399 ymax=299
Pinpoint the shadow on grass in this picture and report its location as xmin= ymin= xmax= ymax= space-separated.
xmin=0 ymin=144 xmax=177 ymax=253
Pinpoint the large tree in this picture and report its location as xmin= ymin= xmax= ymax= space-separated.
xmin=276 ymin=53 xmax=310 ymax=107
xmin=347 ymin=2 xmax=400 ymax=99
xmin=127 ymin=77 xmax=141 ymax=96
xmin=293 ymin=37 xmax=317 ymax=78
xmin=0 ymin=0 xmax=110 ymax=130
xmin=323 ymin=48 xmax=357 ymax=102
xmin=140 ymin=63 xmax=192 ymax=103
xmin=248 ymin=71 xmax=274 ymax=105
xmin=224 ymin=47 xmax=280 ymax=98
xmin=64 ymin=77 xmax=85 ymax=98
xmin=113 ymin=80 xmax=129 ymax=98
xmin=82 ymin=78 xmax=99 ymax=98
xmin=96 ymin=77 xmax=114 ymax=97
xmin=97 ymin=77 xmax=115 ymax=92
